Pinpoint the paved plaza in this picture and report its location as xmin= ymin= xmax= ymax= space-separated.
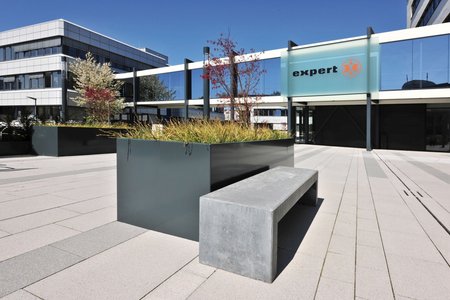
xmin=0 ymin=145 xmax=449 ymax=299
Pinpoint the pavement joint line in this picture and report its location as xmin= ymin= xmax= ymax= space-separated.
xmin=362 ymin=151 xmax=396 ymax=299
xmin=138 ymin=255 xmax=199 ymax=299
xmin=386 ymin=153 xmax=449 ymax=215
xmin=374 ymin=152 xmax=450 ymax=267
xmin=394 ymin=152 xmax=450 ymax=184
xmin=375 ymin=151 xmax=450 ymax=235
xmin=313 ymin=149 xmax=356 ymax=299
xmin=354 ymin=154 xmax=359 ymax=299
xmin=186 ymin=268 xmax=218 ymax=299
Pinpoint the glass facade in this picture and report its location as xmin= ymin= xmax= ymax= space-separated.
xmin=62 ymin=37 xmax=153 ymax=72
xmin=138 ymin=72 xmax=184 ymax=101
xmin=417 ymin=0 xmax=442 ymax=26
xmin=380 ymin=35 xmax=450 ymax=90
xmin=190 ymin=58 xmax=281 ymax=100
xmin=0 ymin=38 xmax=62 ymax=62
xmin=0 ymin=71 xmax=61 ymax=90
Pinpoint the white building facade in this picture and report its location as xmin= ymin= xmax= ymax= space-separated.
xmin=0 ymin=19 xmax=167 ymax=121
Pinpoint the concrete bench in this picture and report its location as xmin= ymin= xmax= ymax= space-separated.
xmin=199 ymin=166 xmax=318 ymax=283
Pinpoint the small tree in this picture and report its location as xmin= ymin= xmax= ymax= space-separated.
xmin=203 ymin=33 xmax=266 ymax=125
xmin=70 ymin=52 xmax=124 ymax=123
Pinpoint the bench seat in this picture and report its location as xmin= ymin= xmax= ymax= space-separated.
xmin=199 ymin=166 xmax=318 ymax=283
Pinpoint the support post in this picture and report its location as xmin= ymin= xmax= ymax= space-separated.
xmin=61 ymin=57 xmax=68 ymax=122
xmin=132 ymin=67 xmax=138 ymax=123
xmin=366 ymin=27 xmax=374 ymax=151
xmin=230 ymin=50 xmax=238 ymax=121
xmin=287 ymin=40 xmax=298 ymax=137
xmin=304 ymin=106 xmax=310 ymax=143
xmin=184 ymin=59 xmax=193 ymax=120
xmin=203 ymin=47 xmax=210 ymax=120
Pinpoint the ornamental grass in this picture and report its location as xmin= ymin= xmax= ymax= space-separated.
xmin=116 ymin=120 xmax=291 ymax=144
xmin=39 ymin=122 xmax=130 ymax=129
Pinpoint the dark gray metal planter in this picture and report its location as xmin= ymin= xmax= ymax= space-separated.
xmin=0 ymin=141 xmax=31 ymax=156
xmin=117 ymin=138 xmax=294 ymax=241
xmin=32 ymin=126 xmax=123 ymax=156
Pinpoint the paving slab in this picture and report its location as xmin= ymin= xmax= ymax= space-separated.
xmin=0 ymin=246 xmax=82 ymax=298
xmin=55 ymin=206 xmax=117 ymax=232
xmin=0 ymin=289 xmax=41 ymax=300
xmin=0 ymin=208 xmax=79 ymax=234
xmin=0 ymin=224 xmax=79 ymax=262
xmin=25 ymin=230 xmax=198 ymax=300
xmin=51 ymin=221 xmax=146 ymax=258
xmin=60 ymin=195 xmax=115 ymax=214
xmin=386 ymin=253 xmax=450 ymax=300
xmin=355 ymin=266 xmax=394 ymax=300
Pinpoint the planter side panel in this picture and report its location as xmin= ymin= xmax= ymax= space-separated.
xmin=31 ymin=126 xmax=58 ymax=156
xmin=0 ymin=141 xmax=31 ymax=156
xmin=210 ymin=139 xmax=294 ymax=191
xmin=58 ymin=127 xmax=117 ymax=156
xmin=117 ymin=139 xmax=211 ymax=241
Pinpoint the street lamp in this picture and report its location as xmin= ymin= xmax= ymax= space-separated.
xmin=26 ymin=96 xmax=37 ymax=120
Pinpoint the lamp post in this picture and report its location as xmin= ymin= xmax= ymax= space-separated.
xmin=26 ymin=96 xmax=37 ymax=120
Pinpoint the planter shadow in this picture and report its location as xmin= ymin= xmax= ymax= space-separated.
xmin=117 ymin=138 xmax=294 ymax=241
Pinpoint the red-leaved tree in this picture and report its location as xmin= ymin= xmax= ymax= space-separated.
xmin=203 ymin=33 xmax=266 ymax=125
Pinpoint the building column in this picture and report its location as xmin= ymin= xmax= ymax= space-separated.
xmin=203 ymin=47 xmax=210 ymax=120
xmin=366 ymin=27 xmax=374 ymax=151
xmin=132 ymin=67 xmax=138 ymax=123
xmin=61 ymin=57 xmax=68 ymax=122
xmin=184 ymin=59 xmax=193 ymax=120
xmin=287 ymin=40 xmax=298 ymax=137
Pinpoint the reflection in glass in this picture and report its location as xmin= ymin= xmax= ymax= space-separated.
xmin=380 ymin=35 xmax=450 ymax=90
xmin=140 ymin=75 xmax=176 ymax=101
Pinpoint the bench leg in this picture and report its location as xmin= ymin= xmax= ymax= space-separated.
xmin=302 ymin=181 xmax=318 ymax=206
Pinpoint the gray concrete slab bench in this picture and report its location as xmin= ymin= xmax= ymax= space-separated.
xmin=199 ymin=166 xmax=318 ymax=283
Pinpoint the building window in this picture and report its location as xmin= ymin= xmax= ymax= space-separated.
xmin=417 ymin=0 xmax=443 ymax=26
xmin=380 ymin=34 xmax=450 ymax=90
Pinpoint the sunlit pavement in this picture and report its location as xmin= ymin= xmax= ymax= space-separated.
xmin=0 ymin=145 xmax=449 ymax=299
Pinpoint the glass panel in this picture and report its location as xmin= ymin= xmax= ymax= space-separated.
xmin=51 ymin=71 xmax=61 ymax=88
xmin=381 ymin=35 xmax=450 ymax=90
xmin=191 ymin=68 xmax=203 ymax=99
xmin=0 ymin=48 xmax=4 ymax=61
xmin=5 ymin=47 xmax=12 ymax=60
xmin=412 ymin=35 xmax=449 ymax=88
xmin=140 ymin=72 xmax=184 ymax=101
xmin=259 ymin=58 xmax=281 ymax=96
xmin=380 ymin=40 xmax=413 ymax=90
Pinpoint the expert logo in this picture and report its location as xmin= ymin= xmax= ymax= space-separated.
xmin=292 ymin=58 xmax=362 ymax=79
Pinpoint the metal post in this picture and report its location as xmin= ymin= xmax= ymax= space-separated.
xmin=366 ymin=27 xmax=374 ymax=151
xmin=287 ymin=40 xmax=298 ymax=137
xmin=230 ymin=50 xmax=238 ymax=121
xmin=27 ymin=96 xmax=37 ymax=120
xmin=61 ymin=57 xmax=68 ymax=122
xmin=132 ymin=67 xmax=138 ymax=123
xmin=184 ymin=59 xmax=193 ymax=120
xmin=304 ymin=106 xmax=310 ymax=143
xmin=203 ymin=47 xmax=210 ymax=120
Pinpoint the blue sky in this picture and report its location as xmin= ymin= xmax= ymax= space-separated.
xmin=0 ymin=0 xmax=406 ymax=65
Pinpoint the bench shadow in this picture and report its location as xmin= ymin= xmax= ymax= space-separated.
xmin=276 ymin=197 xmax=324 ymax=278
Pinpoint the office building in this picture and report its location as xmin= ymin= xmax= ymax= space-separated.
xmin=0 ymin=19 xmax=168 ymax=121
xmin=117 ymin=23 xmax=450 ymax=152
xmin=408 ymin=0 xmax=450 ymax=27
